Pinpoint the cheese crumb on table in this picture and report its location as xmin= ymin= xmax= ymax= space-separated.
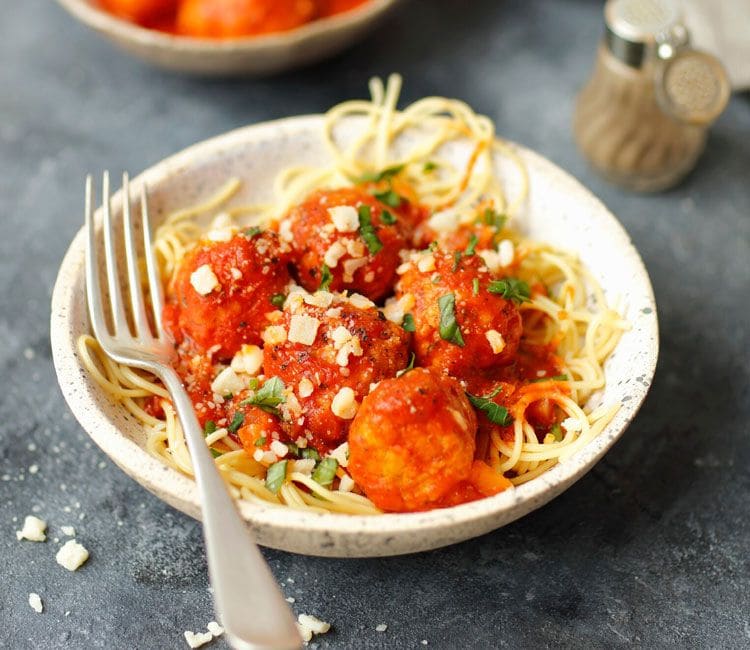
xmin=183 ymin=630 xmax=213 ymax=649
xmin=16 ymin=515 xmax=47 ymax=542
xmin=375 ymin=623 xmax=388 ymax=632
xmin=206 ymin=621 xmax=224 ymax=637
xmin=28 ymin=593 xmax=43 ymax=613
xmin=61 ymin=525 xmax=75 ymax=537
xmin=297 ymin=614 xmax=331 ymax=643
xmin=56 ymin=539 xmax=89 ymax=571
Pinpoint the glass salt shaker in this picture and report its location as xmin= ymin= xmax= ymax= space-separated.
xmin=574 ymin=0 xmax=731 ymax=192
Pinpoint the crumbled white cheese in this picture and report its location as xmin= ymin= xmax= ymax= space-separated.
xmin=207 ymin=621 xmax=224 ymax=637
xmin=329 ymin=442 xmax=349 ymax=468
xmin=295 ymin=436 xmax=308 ymax=449
xmin=328 ymin=205 xmax=359 ymax=232
xmin=338 ymin=474 xmax=355 ymax=493
xmin=345 ymin=238 xmax=366 ymax=258
xmin=253 ymin=449 xmax=276 ymax=464
xmin=298 ymin=377 xmax=314 ymax=398
xmin=61 ymin=526 xmax=76 ymax=537
xmin=383 ymin=293 xmax=416 ymax=324
xmin=55 ymin=539 xmax=89 ymax=571
xmin=498 ymin=239 xmax=515 ymax=267
xmin=417 ymin=254 xmax=436 ymax=273
xmin=28 ymin=593 xmax=43 ymax=613
xmin=286 ymin=596 xmax=296 ymax=603
xmin=485 ymin=330 xmax=506 ymax=354
xmin=348 ymin=293 xmax=375 ymax=310
xmin=16 ymin=515 xmax=46 ymax=542
xmin=278 ymin=218 xmax=294 ymax=243
xmin=230 ymin=345 xmax=263 ymax=376
xmin=297 ymin=624 xmax=313 ymax=644
xmin=291 ymin=459 xmax=316 ymax=476
xmin=184 ymin=630 xmax=213 ymax=649
xmin=210 ymin=367 xmax=246 ymax=396
xmin=298 ymin=614 xmax=331 ymax=638
xmin=303 ymin=291 xmax=334 ymax=309
xmin=325 ymin=307 xmax=342 ymax=318
xmin=262 ymin=325 xmax=288 ymax=345
xmin=323 ymin=241 xmax=347 ymax=268
xmin=29 ymin=464 xmax=39 ymax=475
xmin=562 ymin=417 xmax=584 ymax=433
xmin=270 ymin=440 xmax=289 ymax=458
xmin=396 ymin=261 xmax=412 ymax=275
xmin=288 ymin=315 xmax=321 ymax=346
xmin=343 ymin=257 xmax=368 ymax=282
xmin=331 ymin=387 xmax=358 ymax=419
xmin=190 ymin=264 xmax=220 ymax=296
xmin=375 ymin=624 xmax=388 ymax=632
xmin=334 ymin=334 xmax=363 ymax=368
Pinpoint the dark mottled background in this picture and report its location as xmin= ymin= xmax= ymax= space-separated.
xmin=2 ymin=0 xmax=749 ymax=648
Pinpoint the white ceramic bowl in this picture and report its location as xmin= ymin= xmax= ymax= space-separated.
xmin=55 ymin=0 xmax=399 ymax=75
xmin=51 ymin=115 xmax=658 ymax=557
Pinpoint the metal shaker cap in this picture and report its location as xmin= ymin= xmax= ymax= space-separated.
xmin=604 ymin=0 xmax=683 ymax=67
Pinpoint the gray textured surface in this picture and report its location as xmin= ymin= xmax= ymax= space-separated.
xmin=2 ymin=0 xmax=749 ymax=648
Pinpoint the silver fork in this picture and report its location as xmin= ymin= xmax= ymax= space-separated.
xmin=85 ymin=172 xmax=302 ymax=650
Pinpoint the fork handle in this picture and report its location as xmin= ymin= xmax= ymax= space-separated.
xmin=160 ymin=368 xmax=302 ymax=650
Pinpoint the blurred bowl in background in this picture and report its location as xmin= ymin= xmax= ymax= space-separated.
xmin=55 ymin=0 xmax=399 ymax=76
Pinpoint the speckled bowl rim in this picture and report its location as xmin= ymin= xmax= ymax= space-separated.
xmin=51 ymin=115 xmax=658 ymax=556
xmin=55 ymin=0 xmax=397 ymax=51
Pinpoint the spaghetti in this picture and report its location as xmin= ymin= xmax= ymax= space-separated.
xmin=79 ymin=75 xmax=629 ymax=514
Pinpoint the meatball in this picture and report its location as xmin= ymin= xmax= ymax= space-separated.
xmin=100 ymin=0 xmax=177 ymax=24
xmin=395 ymin=247 xmax=523 ymax=383
xmin=176 ymin=0 xmax=316 ymax=37
xmin=281 ymin=188 xmax=408 ymax=302
xmin=262 ymin=291 xmax=411 ymax=452
xmin=348 ymin=368 xmax=477 ymax=512
xmin=164 ymin=230 xmax=291 ymax=359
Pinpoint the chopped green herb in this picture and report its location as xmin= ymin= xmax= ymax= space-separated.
xmin=550 ymin=423 xmax=563 ymax=442
xmin=244 ymin=226 xmax=262 ymax=238
xmin=381 ymin=210 xmax=397 ymax=225
xmin=480 ymin=208 xmax=507 ymax=231
xmin=488 ymin=277 xmax=531 ymax=304
xmin=223 ymin=393 xmax=233 ymax=400
xmin=227 ymin=412 xmax=245 ymax=433
xmin=270 ymin=293 xmax=286 ymax=308
xmin=240 ymin=376 xmax=286 ymax=416
xmin=402 ymin=313 xmax=416 ymax=332
xmin=423 ymin=161 xmax=438 ymax=173
xmin=428 ymin=241 xmax=439 ymax=252
xmin=319 ymin=263 xmax=333 ymax=291
xmin=372 ymin=189 xmax=402 ymax=208
xmin=464 ymin=233 xmax=478 ymax=256
xmin=254 ymin=436 xmax=267 ymax=447
xmin=358 ymin=205 xmax=383 ymax=254
xmin=472 ymin=277 xmax=480 ymax=295
xmin=301 ymin=448 xmax=321 ymax=462
xmin=452 ymin=251 xmax=462 ymax=272
xmin=286 ymin=441 xmax=300 ymax=458
xmin=531 ymin=374 xmax=569 ymax=383
xmin=247 ymin=377 xmax=259 ymax=391
xmin=466 ymin=389 xmax=513 ymax=426
xmin=437 ymin=293 xmax=465 ymax=347
xmin=431 ymin=273 xmax=442 ymax=284
xmin=210 ymin=449 xmax=223 ymax=458
xmin=265 ymin=460 xmax=288 ymax=494
xmin=354 ymin=164 xmax=404 ymax=184
xmin=396 ymin=352 xmax=417 ymax=378
xmin=203 ymin=420 xmax=217 ymax=436
xmin=312 ymin=457 xmax=338 ymax=488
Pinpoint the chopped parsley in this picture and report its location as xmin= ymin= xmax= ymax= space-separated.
xmin=227 ymin=412 xmax=245 ymax=433
xmin=488 ymin=277 xmax=531 ymax=304
xmin=466 ymin=387 xmax=513 ymax=426
xmin=270 ymin=293 xmax=286 ymax=308
xmin=265 ymin=460 xmax=288 ymax=494
xmin=319 ymin=263 xmax=333 ymax=291
xmin=244 ymin=226 xmax=262 ymax=238
xmin=464 ymin=233 xmax=478 ymax=256
xmin=472 ymin=277 xmax=480 ymax=295
xmin=531 ymin=374 xmax=569 ymax=383
xmin=254 ymin=436 xmax=267 ymax=447
xmin=239 ymin=376 xmax=286 ymax=416
xmin=312 ymin=457 xmax=338 ymax=488
xmin=452 ymin=251 xmax=463 ymax=272
xmin=358 ymin=205 xmax=383 ymax=254
xmin=423 ymin=161 xmax=438 ymax=173
xmin=437 ymin=293 xmax=465 ymax=347
xmin=402 ymin=313 xmax=416 ymax=332
xmin=203 ymin=420 xmax=217 ymax=436
xmin=381 ymin=210 xmax=397 ymax=225
xmin=301 ymin=448 xmax=321 ymax=462
xmin=372 ymin=188 xmax=402 ymax=208
xmin=354 ymin=164 xmax=404 ymax=184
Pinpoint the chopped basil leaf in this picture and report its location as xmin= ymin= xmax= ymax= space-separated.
xmin=358 ymin=205 xmax=383 ymax=254
xmin=270 ymin=293 xmax=286 ymax=308
xmin=355 ymin=164 xmax=404 ymax=184
xmin=244 ymin=226 xmax=262 ymax=238
xmin=265 ymin=460 xmax=288 ymax=494
xmin=247 ymin=377 xmax=259 ymax=391
xmin=301 ymin=448 xmax=321 ymax=462
xmin=381 ymin=210 xmax=397 ymax=225
xmin=466 ymin=390 xmax=513 ymax=426
xmin=210 ymin=449 xmax=223 ymax=458
xmin=396 ymin=352 xmax=416 ymax=378
xmin=550 ymin=423 xmax=563 ymax=442
xmin=254 ymin=436 xmax=267 ymax=447
xmin=312 ymin=457 xmax=338 ymax=488
xmin=428 ymin=241 xmax=438 ymax=252
xmin=402 ymin=313 xmax=416 ymax=332
xmin=437 ymin=293 xmax=465 ymax=347
xmin=531 ymin=374 xmax=569 ymax=383
xmin=227 ymin=412 xmax=245 ymax=433
xmin=480 ymin=208 xmax=507 ymax=231
xmin=240 ymin=376 xmax=286 ymax=416
xmin=319 ymin=263 xmax=333 ymax=291
xmin=223 ymin=393 xmax=233 ymax=400
xmin=464 ymin=233 xmax=478 ymax=256
xmin=372 ymin=189 xmax=402 ymax=208
xmin=203 ymin=420 xmax=217 ymax=436
xmin=452 ymin=251 xmax=462 ymax=272
xmin=487 ymin=277 xmax=531 ymax=304
xmin=423 ymin=161 xmax=438 ymax=173
xmin=472 ymin=277 xmax=480 ymax=295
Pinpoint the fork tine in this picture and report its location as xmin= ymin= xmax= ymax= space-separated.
xmin=101 ymin=171 xmax=130 ymax=337
xmin=85 ymin=175 xmax=110 ymax=344
xmin=121 ymin=172 xmax=151 ymax=339
xmin=141 ymin=182 xmax=165 ymax=339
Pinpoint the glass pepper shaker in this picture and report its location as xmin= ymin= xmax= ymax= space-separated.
xmin=574 ymin=0 xmax=731 ymax=192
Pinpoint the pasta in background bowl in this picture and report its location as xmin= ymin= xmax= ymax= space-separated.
xmin=51 ymin=78 xmax=658 ymax=556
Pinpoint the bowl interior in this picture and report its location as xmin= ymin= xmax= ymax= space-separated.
xmin=51 ymin=115 xmax=658 ymax=556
